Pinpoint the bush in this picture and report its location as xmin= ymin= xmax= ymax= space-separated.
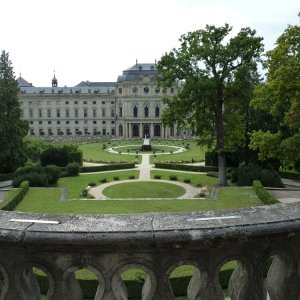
xmin=80 ymin=163 xmax=135 ymax=173
xmin=128 ymin=175 xmax=135 ymax=179
xmin=81 ymin=189 xmax=88 ymax=197
xmin=88 ymin=182 xmax=97 ymax=187
xmin=40 ymin=146 xmax=70 ymax=167
xmin=0 ymin=181 xmax=29 ymax=211
xmin=113 ymin=176 xmax=119 ymax=181
xmin=44 ymin=165 xmax=61 ymax=184
xmin=183 ymin=178 xmax=191 ymax=183
xmin=154 ymin=175 xmax=161 ymax=179
xmin=99 ymin=178 xmax=107 ymax=183
xmin=253 ymin=180 xmax=279 ymax=204
xmin=169 ymin=175 xmax=177 ymax=181
xmin=234 ymin=165 xmax=284 ymax=187
xmin=13 ymin=172 xmax=49 ymax=187
xmin=69 ymin=151 xmax=83 ymax=166
xmin=155 ymin=163 xmax=218 ymax=172
xmin=66 ymin=162 xmax=80 ymax=176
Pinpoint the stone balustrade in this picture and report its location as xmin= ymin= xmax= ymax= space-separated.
xmin=0 ymin=202 xmax=299 ymax=299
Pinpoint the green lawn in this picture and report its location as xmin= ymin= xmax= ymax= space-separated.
xmin=15 ymin=185 xmax=262 ymax=214
xmin=78 ymin=140 xmax=206 ymax=164
xmin=103 ymin=181 xmax=186 ymax=198
xmin=58 ymin=170 xmax=139 ymax=198
xmin=151 ymin=170 xmax=218 ymax=190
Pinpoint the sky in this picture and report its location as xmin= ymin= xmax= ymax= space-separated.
xmin=1 ymin=0 xmax=299 ymax=87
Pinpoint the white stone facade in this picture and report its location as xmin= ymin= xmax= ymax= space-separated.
xmin=18 ymin=63 xmax=178 ymax=139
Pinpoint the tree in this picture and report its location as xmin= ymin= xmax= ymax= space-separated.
xmin=250 ymin=15 xmax=300 ymax=170
xmin=157 ymin=24 xmax=264 ymax=185
xmin=0 ymin=50 xmax=29 ymax=173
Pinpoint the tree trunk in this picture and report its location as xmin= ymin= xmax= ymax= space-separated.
xmin=215 ymin=93 xmax=228 ymax=186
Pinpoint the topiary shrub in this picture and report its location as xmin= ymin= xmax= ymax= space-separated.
xmin=88 ymin=182 xmax=97 ymax=187
xmin=99 ymin=178 xmax=107 ymax=183
xmin=154 ymin=175 xmax=161 ymax=179
xmin=128 ymin=175 xmax=135 ymax=179
xmin=253 ymin=180 xmax=279 ymax=204
xmin=260 ymin=169 xmax=284 ymax=188
xmin=113 ymin=176 xmax=119 ymax=181
xmin=169 ymin=175 xmax=177 ymax=181
xmin=13 ymin=172 xmax=49 ymax=187
xmin=44 ymin=165 xmax=61 ymax=185
xmin=65 ymin=162 xmax=80 ymax=176
xmin=183 ymin=178 xmax=191 ymax=183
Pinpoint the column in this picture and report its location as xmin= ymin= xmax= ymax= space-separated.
xmin=139 ymin=123 xmax=143 ymax=138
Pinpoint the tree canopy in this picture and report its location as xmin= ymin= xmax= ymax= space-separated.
xmin=0 ymin=50 xmax=29 ymax=173
xmin=157 ymin=24 xmax=264 ymax=185
xmin=250 ymin=16 xmax=300 ymax=169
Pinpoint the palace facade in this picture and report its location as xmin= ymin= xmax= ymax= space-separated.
xmin=17 ymin=63 xmax=178 ymax=139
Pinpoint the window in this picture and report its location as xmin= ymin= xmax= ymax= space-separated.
xmin=66 ymin=128 xmax=71 ymax=135
xmin=102 ymin=101 xmax=105 ymax=105
xmin=155 ymin=87 xmax=160 ymax=94
xmin=29 ymin=109 xmax=33 ymax=118
xmin=144 ymin=87 xmax=149 ymax=94
xmin=102 ymin=109 xmax=106 ymax=117
xmin=56 ymin=109 xmax=60 ymax=118
xmin=83 ymin=101 xmax=87 ymax=104
xmin=48 ymin=128 xmax=52 ymax=135
xmin=47 ymin=109 xmax=51 ymax=118
xmin=74 ymin=101 xmax=78 ymax=104
xmin=74 ymin=108 xmax=78 ymax=118
xmin=119 ymin=107 xmax=122 ymax=117
xmin=112 ymin=128 xmax=115 ymax=135
xmin=111 ymin=120 xmax=115 ymax=124
xmin=29 ymin=101 xmax=33 ymax=105
xmin=155 ymin=106 xmax=160 ymax=118
xmin=30 ymin=128 xmax=34 ymax=135
xmin=102 ymin=121 xmax=106 ymax=124
xmin=93 ymin=108 xmax=97 ymax=117
xmin=93 ymin=120 xmax=97 ymax=124
xmin=30 ymin=121 xmax=33 ymax=124
xmin=75 ymin=121 xmax=79 ymax=124
xmin=111 ymin=101 xmax=114 ymax=104
xmin=66 ymin=121 xmax=69 ymax=124
xmin=48 ymin=121 xmax=51 ymax=124
xmin=111 ymin=109 xmax=115 ymax=117
xmin=93 ymin=101 xmax=96 ymax=104
xmin=132 ymin=87 xmax=138 ymax=94
xmin=170 ymin=87 xmax=174 ymax=93
xmin=144 ymin=106 xmax=149 ymax=118
xmin=20 ymin=110 xmax=24 ymax=117
xmin=133 ymin=106 xmax=138 ymax=118
xmin=38 ymin=109 xmax=42 ymax=118
xmin=102 ymin=128 xmax=106 ymax=135
xmin=39 ymin=121 xmax=42 ymax=124
xmin=65 ymin=109 xmax=69 ymax=118
xmin=65 ymin=101 xmax=69 ymax=104
xmin=84 ymin=120 xmax=88 ymax=124
xmin=118 ymin=87 xmax=122 ymax=94
xmin=56 ymin=100 xmax=60 ymax=105
xmin=84 ymin=108 xmax=88 ymax=117
xmin=57 ymin=121 xmax=60 ymax=125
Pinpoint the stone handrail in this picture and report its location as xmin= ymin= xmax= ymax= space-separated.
xmin=0 ymin=202 xmax=299 ymax=299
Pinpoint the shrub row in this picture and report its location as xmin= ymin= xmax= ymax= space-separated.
xmin=279 ymin=170 xmax=300 ymax=180
xmin=154 ymin=163 xmax=218 ymax=172
xmin=230 ymin=165 xmax=284 ymax=187
xmin=80 ymin=163 xmax=135 ymax=173
xmin=253 ymin=180 xmax=280 ymax=205
xmin=0 ymin=181 xmax=29 ymax=211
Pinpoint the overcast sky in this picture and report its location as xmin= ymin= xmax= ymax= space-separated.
xmin=1 ymin=0 xmax=299 ymax=87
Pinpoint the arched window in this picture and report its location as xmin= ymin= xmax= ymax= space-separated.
xmin=155 ymin=106 xmax=160 ymax=118
xmin=119 ymin=124 xmax=123 ymax=137
xmin=144 ymin=87 xmax=149 ymax=94
xmin=144 ymin=106 xmax=149 ymax=118
xmin=133 ymin=106 xmax=138 ymax=118
xmin=132 ymin=87 xmax=138 ymax=94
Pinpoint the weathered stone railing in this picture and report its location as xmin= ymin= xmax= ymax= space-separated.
xmin=0 ymin=202 xmax=299 ymax=299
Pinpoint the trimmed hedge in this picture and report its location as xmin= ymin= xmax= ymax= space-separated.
xmin=70 ymin=151 xmax=83 ymax=166
xmin=80 ymin=163 xmax=135 ymax=173
xmin=154 ymin=163 xmax=218 ymax=172
xmin=253 ymin=180 xmax=279 ymax=205
xmin=0 ymin=181 xmax=29 ymax=211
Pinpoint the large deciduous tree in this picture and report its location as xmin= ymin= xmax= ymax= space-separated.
xmin=0 ymin=50 xmax=29 ymax=173
xmin=250 ymin=16 xmax=300 ymax=170
xmin=157 ymin=24 xmax=263 ymax=186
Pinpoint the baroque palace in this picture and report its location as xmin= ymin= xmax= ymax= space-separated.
xmin=17 ymin=62 xmax=178 ymax=139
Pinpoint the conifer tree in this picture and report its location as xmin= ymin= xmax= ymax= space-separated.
xmin=0 ymin=50 xmax=29 ymax=173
